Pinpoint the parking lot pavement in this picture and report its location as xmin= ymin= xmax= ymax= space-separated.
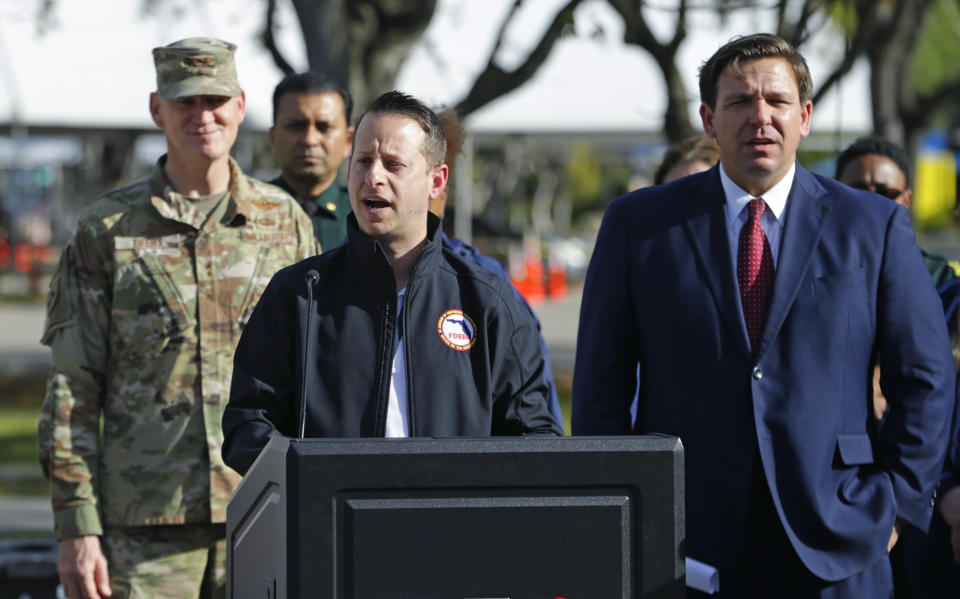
xmin=0 ymin=302 xmax=49 ymax=375
xmin=531 ymin=288 xmax=581 ymax=375
xmin=0 ymin=495 xmax=52 ymax=534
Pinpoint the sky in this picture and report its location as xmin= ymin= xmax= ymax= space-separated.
xmin=0 ymin=0 xmax=872 ymax=135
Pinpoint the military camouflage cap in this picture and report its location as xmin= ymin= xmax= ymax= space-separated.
xmin=153 ymin=38 xmax=241 ymax=99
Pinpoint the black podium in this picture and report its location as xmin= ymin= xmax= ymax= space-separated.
xmin=226 ymin=436 xmax=684 ymax=598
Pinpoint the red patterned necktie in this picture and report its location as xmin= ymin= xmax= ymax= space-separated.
xmin=737 ymin=198 xmax=775 ymax=351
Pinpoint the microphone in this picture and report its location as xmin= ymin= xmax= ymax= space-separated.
xmin=298 ymin=270 xmax=320 ymax=439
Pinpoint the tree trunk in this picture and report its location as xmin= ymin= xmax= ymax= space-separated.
xmin=290 ymin=0 xmax=436 ymax=113
xmin=660 ymin=56 xmax=696 ymax=143
xmin=291 ymin=0 xmax=350 ymax=83
xmin=867 ymin=0 xmax=931 ymax=148
xmin=607 ymin=0 xmax=693 ymax=144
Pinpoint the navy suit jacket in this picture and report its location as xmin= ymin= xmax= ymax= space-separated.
xmin=572 ymin=164 xmax=955 ymax=582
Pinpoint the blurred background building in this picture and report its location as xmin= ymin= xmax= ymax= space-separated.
xmin=4 ymin=0 xmax=957 ymax=299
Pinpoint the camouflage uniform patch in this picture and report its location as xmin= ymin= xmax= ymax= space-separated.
xmin=102 ymin=523 xmax=225 ymax=599
xmin=37 ymin=156 xmax=318 ymax=540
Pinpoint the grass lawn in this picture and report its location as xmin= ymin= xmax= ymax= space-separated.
xmin=0 ymin=474 xmax=48 ymax=496
xmin=0 ymin=408 xmax=41 ymax=463
xmin=0 ymin=406 xmax=47 ymax=497
xmin=0 ymin=370 xmax=47 ymax=497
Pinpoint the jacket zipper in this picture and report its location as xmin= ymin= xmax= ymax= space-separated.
xmin=402 ymin=248 xmax=431 ymax=437
xmin=374 ymin=300 xmax=394 ymax=436
xmin=402 ymin=288 xmax=415 ymax=436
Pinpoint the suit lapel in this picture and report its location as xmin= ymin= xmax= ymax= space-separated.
xmin=756 ymin=166 xmax=831 ymax=356
xmin=681 ymin=167 xmax=751 ymax=356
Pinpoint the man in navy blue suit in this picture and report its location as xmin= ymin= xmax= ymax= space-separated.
xmin=572 ymin=33 xmax=955 ymax=597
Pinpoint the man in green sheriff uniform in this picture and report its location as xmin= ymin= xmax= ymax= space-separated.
xmin=37 ymin=38 xmax=317 ymax=599
xmin=268 ymin=72 xmax=353 ymax=250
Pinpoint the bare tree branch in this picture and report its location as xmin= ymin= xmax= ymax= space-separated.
xmin=892 ymin=0 xmax=937 ymax=148
xmin=454 ymin=0 xmax=584 ymax=118
xmin=606 ymin=0 xmax=694 ymax=141
xmin=810 ymin=0 xmax=880 ymax=105
xmin=774 ymin=0 xmax=789 ymax=37
xmin=261 ymin=0 xmax=295 ymax=75
xmin=293 ymin=0 xmax=350 ymax=82
xmin=646 ymin=0 xmax=777 ymax=9
xmin=489 ymin=0 xmax=524 ymax=62
xmin=36 ymin=0 xmax=57 ymax=34
xmin=609 ymin=0 xmax=663 ymax=54
xmin=906 ymin=77 xmax=960 ymax=130
xmin=353 ymin=0 xmax=437 ymax=108
xmin=667 ymin=0 xmax=688 ymax=53
xmin=847 ymin=0 xmax=935 ymax=150
xmin=794 ymin=0 xmax=826 ymax=45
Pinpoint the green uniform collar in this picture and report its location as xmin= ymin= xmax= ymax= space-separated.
xmin=269 ymin=176 xmax=351 ymax=250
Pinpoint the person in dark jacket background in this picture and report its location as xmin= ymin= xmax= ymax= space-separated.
xmin=222 ymin=91 xmax=562 ymax=475
xmin=835 ymin=136 xmax=958 ymax=287
xmin=901 ymin=276 xmax=960 ymax=598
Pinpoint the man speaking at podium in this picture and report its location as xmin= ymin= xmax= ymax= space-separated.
xmin=573 ymin=34 xmax=954 ymax=596
xmin=222 ymin=91 xmax=562 ymax=475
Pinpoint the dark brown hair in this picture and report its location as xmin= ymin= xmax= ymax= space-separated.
xmin=355 ymin=91 xmax=447 ymax=169
xmin=272 ymin=71 xmax=352 ymax=125
xmin=699 ymin=33 xmax=812 ymax=109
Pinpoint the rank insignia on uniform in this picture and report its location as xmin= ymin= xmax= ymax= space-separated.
xmin=250 ymin=198 xmax=282 ymax=211
xmin=325 ymin=202 xmax=337 ymax=212
xmin=437 ymin=309 xmax=476 ymax=351
xmin=183 ymin=56 xmax=215 ymax=69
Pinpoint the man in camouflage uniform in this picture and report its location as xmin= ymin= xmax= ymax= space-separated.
xmin=37 ymin=38 xmax=317 ymax=599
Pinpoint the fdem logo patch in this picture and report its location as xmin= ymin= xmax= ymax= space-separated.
xmin=437 ymin=309 xmax=477 ymax=351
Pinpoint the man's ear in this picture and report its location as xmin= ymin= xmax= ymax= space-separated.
xmin=429 ymin=164 xmax=449 ymax=200
xmin=235 ymin=90 xmax=247 ymax=124
xmin=798 ymin=99 xmax=812 ymax=138
xmin=149 ymin=93 xmax=164 ymax=128
xmin=343 ymin=126 xmax=355 ymax=159
xmin=700 ymin=103 xmax=716 ymax=138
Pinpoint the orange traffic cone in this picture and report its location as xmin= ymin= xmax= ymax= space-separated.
xmin=13 ymin=243 xmax=34 ymax=273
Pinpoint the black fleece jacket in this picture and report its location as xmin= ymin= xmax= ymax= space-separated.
xmin=223 ymin=213 xmax=562 ymax=474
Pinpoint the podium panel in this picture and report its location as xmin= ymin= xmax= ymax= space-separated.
xmin=227 ymin=436 xmax=684 ymax=599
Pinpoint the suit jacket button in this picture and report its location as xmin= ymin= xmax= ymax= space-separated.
xmin=752 ymin=366 xmax=763 ymax=380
